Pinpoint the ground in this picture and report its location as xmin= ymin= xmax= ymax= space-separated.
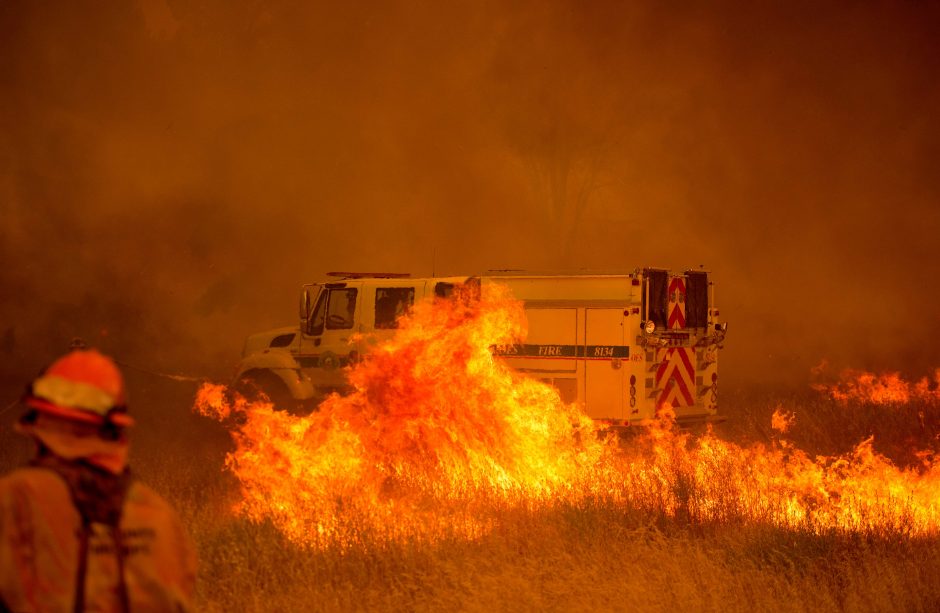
xmin=2 ymin=374 xmax=939 ymax=612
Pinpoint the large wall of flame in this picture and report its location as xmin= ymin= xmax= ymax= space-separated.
xmin=1 ymin=1 xmax=938 ymax=385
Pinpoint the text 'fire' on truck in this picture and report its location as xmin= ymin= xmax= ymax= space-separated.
xmin=233 ymin=269 xmax=728 ymax=426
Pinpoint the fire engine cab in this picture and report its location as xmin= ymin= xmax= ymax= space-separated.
xmin=234 ymin=269 xmax=727 ymax=425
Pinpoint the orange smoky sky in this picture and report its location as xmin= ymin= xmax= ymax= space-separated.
xmin=1 ymin=0 xmax=938 ymax=387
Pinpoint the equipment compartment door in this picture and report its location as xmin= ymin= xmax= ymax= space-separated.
xmin=583 ymin=308 xmax=625 ymax=420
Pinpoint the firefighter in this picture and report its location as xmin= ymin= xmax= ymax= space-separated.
xmin=0 ymin=349 xmax=196 ymax=612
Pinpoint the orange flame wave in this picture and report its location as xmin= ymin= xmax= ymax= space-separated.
xmin=813 ymin=367 xmax=940 ymax=406
xmin=195 ymin=285 xmax=940 ymax=546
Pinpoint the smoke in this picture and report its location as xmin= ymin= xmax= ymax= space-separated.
xmin=1 ymin=0 xmax=938 ymax=386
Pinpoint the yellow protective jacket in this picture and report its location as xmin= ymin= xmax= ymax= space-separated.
xmin=0 ymin=465 xmax=196 ymax=613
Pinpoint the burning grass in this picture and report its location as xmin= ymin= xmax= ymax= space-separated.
xmin=117 ymin=356 xmax=940 ymax=612
xmin=4 ymin=285 xmax=940 ymax=610
xmin=183 ymin=285 xmax=940 ymax=610
xmin=194 ymin=285 xmax=940 ymax=548
xmin=813 ymin=364 xmax=940 ymax=407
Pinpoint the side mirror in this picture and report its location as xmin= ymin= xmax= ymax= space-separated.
xmin=299 ymin=289 xmax=311 ymax=323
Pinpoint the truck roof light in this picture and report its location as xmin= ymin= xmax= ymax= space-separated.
xmin=326 ymin=272 xmax=411 ymax=279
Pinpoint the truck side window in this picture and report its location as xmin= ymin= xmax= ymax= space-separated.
xmin=434 ymin=282 xmax=454 ymax=299
xmin=375 ymin=287 xmax=415 ymax=329
xmin=326 ymin=288 xmax=358 ymax=330
xmin=307 ymin=291 xmax=327 ymax=336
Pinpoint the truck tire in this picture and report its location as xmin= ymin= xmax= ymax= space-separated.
xmin=234 ymin=370 xmax=303 ymax=414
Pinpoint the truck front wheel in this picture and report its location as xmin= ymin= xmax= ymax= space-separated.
xmin=234 ymin=370 xmax=303 ymax=414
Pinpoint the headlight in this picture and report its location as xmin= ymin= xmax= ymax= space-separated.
xmin=644 ymin=320 xmax=656 ymax=334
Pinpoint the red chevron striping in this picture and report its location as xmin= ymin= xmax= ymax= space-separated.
xmin=668 ymin=277 xmax=686 ymax=330
xmin=656 ymin=347 xmax=696 ymax=407
xmin=677 ymin=348 xmax=696 ymax=405
xmin=659 ymin=378 xmax=675 ymax=406
xmin=676 ymin=346 xmax=695 ymax=374
xmin=655 ymin=348 xmax=692 ymax=384
xmin=659 ymin=374 xmax=693 ymax=407
xmin=656 ymin=354 xmax=671 ymax=380
xmin=663 ymin=360 xmax=693 ymax=405
xmin=671 ymin=367 xmax=694 ymax=404
xmin=655 ymin=348 xmax=678 ymax=383
xmin=668 ymin=307 xmax=686 ymax=329
xmin=654 ymin=349 xmax=669 ymax=389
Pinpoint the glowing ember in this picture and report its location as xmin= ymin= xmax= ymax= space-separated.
xmin=195 ymin=285 xmax=940 ymax=546
xmin=813 ymin=368 xmax=940 ymax=406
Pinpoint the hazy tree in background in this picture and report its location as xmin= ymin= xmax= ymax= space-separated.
xmin=485 ymin=5 xmax=629 ymax=267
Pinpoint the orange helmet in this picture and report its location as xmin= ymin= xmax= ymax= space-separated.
xmin=24 ymin=349 xmax=134 ymax=427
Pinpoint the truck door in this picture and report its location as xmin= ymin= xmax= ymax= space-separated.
xmin=364 ymin=280 xmax=426 ymax=348
xmin=583 ymin=308 xmax=625 ymax=420
xmin=508 ymin=307 xmax=579 ymax=405
xmin=298 ymin=283 xmax=362 ymax=390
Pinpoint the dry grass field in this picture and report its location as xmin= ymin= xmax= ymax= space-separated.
xmin=3 ymin=377 xmax=940 ymax=612
xmin=188 ymin=385 xmax=940 ymax=612
xmin=4 ymin=300 xmax=940 ymax=613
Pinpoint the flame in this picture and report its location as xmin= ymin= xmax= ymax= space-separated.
xmin=813 ymin=368 xmax=940 ymax=406
xmin=196 ymin=285 xmax=615 ymax=545
xmin=195 ymin=285 xmax=940 ymax=546
xmin=771 ymin=407 xmax=795 ymax=433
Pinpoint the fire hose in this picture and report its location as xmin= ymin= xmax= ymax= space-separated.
xmin=1 ymin=358 xmax=208 ymax=420
xmin=112 ymin=359 xmax=206 ymax=383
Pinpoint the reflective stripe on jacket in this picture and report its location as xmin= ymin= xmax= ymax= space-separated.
xmin=0 ymin=468 xmax=196 ymax=612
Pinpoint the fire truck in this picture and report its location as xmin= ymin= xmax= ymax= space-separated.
xmin=234 ymin=270 xmax=727 ymax=425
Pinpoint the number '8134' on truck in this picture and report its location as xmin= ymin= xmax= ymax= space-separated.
xmin=234 ymin=269 xmax=728 ymax=426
